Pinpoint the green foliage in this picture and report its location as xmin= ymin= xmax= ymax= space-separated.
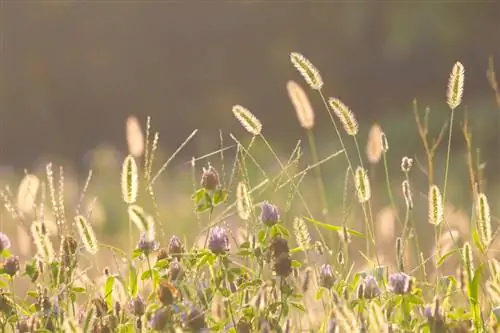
xmin=0 ymin=51 xmax=499 ymax=333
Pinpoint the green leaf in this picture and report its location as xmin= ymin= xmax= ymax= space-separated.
xmin=129 ymin=264 xmax=138 ymax=297
xmin=291 ymin=260 xmax=302 ymax=268
xmin=315 ymin=287 xmax=325 ymax=300
xmin=131 ymin=249 xmax=143 ymax=260
xmin=436 ymin=248 xmax=459 ymax=268
xmin=191 ymin=188 xmax=205 ymax=201
xmin=303 ymin=217 xmax=364 ymax=237
xmin=195 ymin=192 xmax=213 ymax=213
xmin=213 ymin=188 xmax=228 ymax=206
xmin=257 ymin=229 xmax=267 ymax=245
xmin=154 ymin=258 xmax=170 ymax=270
xmin=104 ymin=276 xmax=115 ymax=309
xmin=468 ymin=264 xmax=484 ymax=303
xmin=471 ymin=228 xmax=485 ymax=254
xmin=289 ymin=301 xmax=306 ymax=312
xmin=270 ymin=224 xmax=289 ymax=238
xmin=72 ymin=286 xmax=86 ymax=293
xmin=1 ymin=249 xmax=12 ymax=258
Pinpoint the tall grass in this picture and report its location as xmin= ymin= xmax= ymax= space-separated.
xmin=0 ymin=51 xmax=498 ymax=333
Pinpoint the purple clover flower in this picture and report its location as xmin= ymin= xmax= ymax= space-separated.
xmin=260 ymin=201 xmax=280 ymax=227
xmin=388 ymin=272 xmax=412 ymax=295
xmin=207 ymin=226 xmax=229 ymax=255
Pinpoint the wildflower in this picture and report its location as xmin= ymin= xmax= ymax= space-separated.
xmin=157 ymin=280 xmax=178 ymax=306
xmin=319 ymin=264 xmax=336 ymax=289
xmin=60 ymin=235 xmax=78 ymax=266
xmin=326 ymin=317 xmax=338 ymax=333
xmin=260 ymin=201 xmax=280 ymax=227
xmin=236 ymin=320 xmax=251 ymax=333
xmin=269 ymin=236 xmax=290 ymax=259
xmin=363 ymin=275 xmax=381 ymax=299
xmin=129 ymin=296 xmax=145 ymax=317
xmin=260 ymin=320 xmax=272 ymax=333
xmin=273 ymin=253 xmax=293 ymax=277
xmin=185 ymin=307 xmax=206 ymax=331
xmin=201 ymin=164 xmax=220 ymax=191
xmin=149 ymin=308 xmax=169 ymax=331
xmin=0 ymin=233 xmax=11 ymax=253
xmin=169 ymin=259 xmax=182 ymax=281
xmin=2 ymin=256 xmax=20 ymax=277
xmin=207 ymin=226 xmax=230 ymax=255
xmin=137 ymin=233 xmax=159 ymax=255
xmin=168 ymin=235 xmax=184 ymax=259
xmin=156 ymin=248 xmax=168 ymax=262
xmin=388 ymin=272 xmax=412 ymax=295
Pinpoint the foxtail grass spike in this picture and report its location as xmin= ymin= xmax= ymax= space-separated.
xmin=447 ymin=61 xmax=465 ymax=110
xmin=121 ymin=155 xmax=139 ymax=204
xmin=290 ymin=52 xmax=323 ymax=90
xmin=232 ymin=105 xmax=262 ymax=136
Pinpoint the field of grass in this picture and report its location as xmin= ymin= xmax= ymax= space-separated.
xmin=0 ymin=52 xmax=499 ymax=332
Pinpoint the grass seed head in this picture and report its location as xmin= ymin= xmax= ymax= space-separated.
xmin=290 ymin=52 xmax=323 ymax=90
xmin=232 ymin=104 xmax=262 ymax=136
xmin=447 ymin=61 xmax=465 ymax=110
xmin=287 ymin=80 xmax=315 ymax=129
xmin=328 ymin=97 xmax=359 ymax=136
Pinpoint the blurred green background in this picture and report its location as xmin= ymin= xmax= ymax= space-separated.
xmin=0 ymin=2 xmax=499 ymax=270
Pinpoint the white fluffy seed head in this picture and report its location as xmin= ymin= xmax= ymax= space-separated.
xmin=17 ymin=173 xmax=40 ymax=215
xmin=366 ymin=123 xmax=383 ymax=164
xmin=447 ymin=61 xmax=465 ymax=110
xmin=290 ymin=52 xmax=323 ymax=90
xmin=236 ymin=181 xmax=251 ymax=221
xmin=428 ymin=185 xmax=444 ymax=226
xmin=354 ymin=166 xmax=371 ymax=203
xmin=232 ymin=105 xmax=262 ymax=136
xmin=476 ymin=192 xmax=492 ymax=248
xmin=75 ymin=215 xmax=98 ymax=255
xmin=126 ymin=115 xmax=145 ymax=158
xmin=287 ymin=80 xmax=315 ymax=130
xmin=328 ymin=97 xmax=359 ymax=136
xmin=121 ymin=155 xmax=139 ymax=204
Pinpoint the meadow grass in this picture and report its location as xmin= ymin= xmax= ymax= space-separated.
xmin=0 ymin=52 xmax=499 ymax=333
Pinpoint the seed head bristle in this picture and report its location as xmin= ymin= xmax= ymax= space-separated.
xmin=428 ymin=185 xmax=444 ymax=226
xmin=354 ymin=166 xmax=371 ymax=203
xmin=396 ymin=237 xmax=404 ymax=272
xmin=17 ymin=173 xmax=40 ymax=215
xmin=232 ymin=105 xmax=262 ymax=136
xmin=286 ymin=80 xmax=315 ymax=130
xmin=375 ymin=206 xmax=396 ymax=243
xmin=381 ymin=132 xmax=389 ymax=153
xmin=476 ymin=192 xmax=492 ymax=248
xmin=75 ymin=215 xmax=98 ymax=255
xmin=368 ymin=302 xmax=388 ymax=333
xmin=31 ymin=221 xmax=55 ymax=263
xmin=128 ymin=205 xmax=155 ymax=241
xmin=293 ymin=217 xmax=311 ymax=250
xmin=401 ymin=180 xmax=413 ymax=210
xmin=366 ymin=124 xmax=383 ymax=164
xmin=236 ymin=181 xmax=251 ymax=221
xmin=290 ymin=52 xmax=323 ymax=90
xmin=328 ymin=98 xmax=359 ymax=136
xmin=126 ymin=115 xmax=145 ymax=158
xmin=447 ymin=61 xmax=465 ymax=110
xmin=401 ymin=157 xmax=413 ymax=173
xmin=121 ymin=155 xmax=139 ymax=204
xmin=462 ymin=242 xmax=474 ymax=279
